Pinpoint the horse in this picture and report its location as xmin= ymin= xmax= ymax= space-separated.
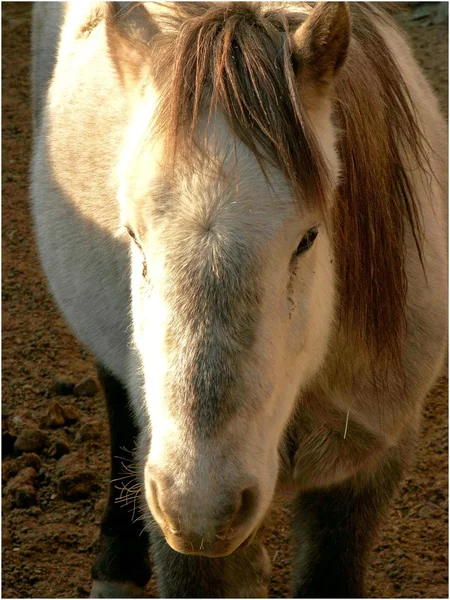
xmin=31 ymin=2 xmax=447 ymax=597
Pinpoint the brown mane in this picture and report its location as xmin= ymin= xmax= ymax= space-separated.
xmin=332 ymin=4 xmax=427 ymax=364
xmin=130 ymin=2 xmax=430 ymax=365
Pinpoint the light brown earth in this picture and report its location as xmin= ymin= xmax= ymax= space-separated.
xmin=2 ymin=3 xmax=448 ymax=598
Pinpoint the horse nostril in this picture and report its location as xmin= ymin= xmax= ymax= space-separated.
xmin=230 ymin=485 xmax=259 ymax=530
xmin=148 ymin=478 xmax=164 ymax=520
xmin=148 ymin=477 xmax=182 ymax=535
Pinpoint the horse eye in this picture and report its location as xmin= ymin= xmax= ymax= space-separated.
xmin=294 ymin=227 xmax=318 ymax=257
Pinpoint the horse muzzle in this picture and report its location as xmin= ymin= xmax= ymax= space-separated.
xmin=162 ymin=526 xmax=256 ymax=557
xmin=146 ymin=473 xmax=260 ymax=556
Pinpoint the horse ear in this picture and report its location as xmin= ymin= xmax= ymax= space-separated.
xmin=105 ymin=2 xmax=159 ymax=92
xmin=291 ymin=2 xmax=351 ymax=104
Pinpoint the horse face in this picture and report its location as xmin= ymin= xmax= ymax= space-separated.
xmin=121 ymin=108 xmax=337 ymax=556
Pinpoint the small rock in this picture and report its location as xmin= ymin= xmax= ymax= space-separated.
xmin=2 ymin=453 xmax=42 ymax=481
xmin=58 ymin=470 xmax=100 ymax=501
xmin=42 ymin=401 xmax=80 ymax=430
xmin=74 ymin=377 xmax=98 ymax=397
xmin=14 ymin=429 xmax=48 ymax=455
xmin=418 ymin=506 xmax=433 ymax=518
xmin=4 ymin=467 xmax=38 ymax=508
xmin=19 ymin=453 xmax=42 ymax=472
xmin=56 ymin=451 xmax=100 ymax=500
xmin=42 ymin=401 xmax=66 ymax=428
xmin=7 ymin=466 xmax=37 ymax=487
xmin=61 ymin=404 xmax=81 ymax=423
xmin=53 ymin=376 xmax=76 ymax=396
xmin=48 ymin=439 xmax=71 ymax=459
xmin=56 ymin=452 xmax=81 ymax=475
xmin=75 ymin=421 xmax=102 ymax=442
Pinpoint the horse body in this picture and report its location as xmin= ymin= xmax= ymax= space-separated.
xmin=31 ymin=2 xmax=446 ymax=597
xmin=32 ymin=2 xmax=132 ymax=382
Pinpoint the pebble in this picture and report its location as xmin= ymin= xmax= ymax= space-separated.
xmin=19 ymin=453 xmax=42 ymax=472
xmin=56 ymin=452 xmax=100 ymax=501
xmin=42 ymin=401 xmax=80 ymax=428
xmin=74 ymin=377 xmax=98 ymax=397
xmin=75 ymin=421 xmax=102 ymax=442
xmin=418 ymin=506 xmax=433 ymax=518
xmin=56 ymin=453 xmax=80 ymax=475
xmin=53 ymin=376 xmax=76 ymax=396
xmin=61 ymin=404 xmax=81 ymax=423
xmin=14 ymin=429 xmax=48 ymax=454
xmin=58 ymin=470 xmax=100 ymax=501
xmin=42 ymin=401 xmax=66 ymax=428
xmin=49 ymin=439 xmax=71 ymax=459
xmin=4 ymin=467 xmax=38 ymax=508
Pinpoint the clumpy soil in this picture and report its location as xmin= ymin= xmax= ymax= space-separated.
xmin=2 ymin=3 xmax=448 ymax=598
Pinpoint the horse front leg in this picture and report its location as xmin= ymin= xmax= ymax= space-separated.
xmin=150 ymin=529 xmax=271 ymax=598
xmin=291 ymin=445 xmax=407 ymax=598
xmin=90 ymin=364 xmax=151 ymax=598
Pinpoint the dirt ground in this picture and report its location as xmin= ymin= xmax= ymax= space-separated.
xmin=2 ymin=3 xmax=448 ymax=599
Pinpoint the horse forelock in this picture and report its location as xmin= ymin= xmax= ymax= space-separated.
xmin=127 ymin=2 xmax=431 ymax=369
xmin=147 ymin=1 xmax=331 ymax=211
